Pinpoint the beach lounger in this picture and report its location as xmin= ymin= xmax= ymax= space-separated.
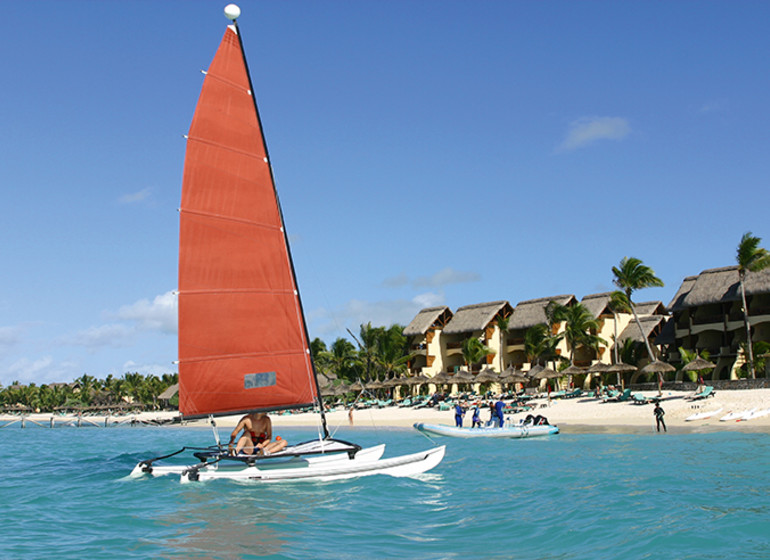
xmin=689 ymin=386 xmax=715 ymax=401
xmin=632 ymin=393 xmax=655 ymax=405
xmin=602 ymin=388 xmax=631 ymax=403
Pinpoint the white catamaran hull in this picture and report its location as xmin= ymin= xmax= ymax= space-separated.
xmin=130 ymin=443 xmax=386 ymax=478
xmin=414 ymin=422 xmax=559 ymax=438
xmin=684 ymin=408 xmax=723 ymax=421
xmin=180 ymin=445 xmax=446 ymax=483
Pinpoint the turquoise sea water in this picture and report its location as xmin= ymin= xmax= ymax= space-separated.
xmin=1 ymin=424 xmax=768 ymax=559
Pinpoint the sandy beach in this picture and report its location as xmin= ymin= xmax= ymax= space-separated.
xmin=4 ymin=387 xmax=770 ymax=434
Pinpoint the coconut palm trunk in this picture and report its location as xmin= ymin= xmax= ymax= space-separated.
xmin=739 ymin=274 xmax=755 ymax=378
xmin=735 ymin=232 xmax=770 ymax=380
xmin=612 ymin=257 xmax=665 ymax=394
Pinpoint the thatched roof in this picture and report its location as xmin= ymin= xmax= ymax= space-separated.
xmin=402 ymin=306 xmax=453 ymax=336
xmin=580 ymin=292 xmax=614 ymax=318
xmin=158 ymin=383 xmax=179 ymax=400
xmin=443 ymin=301 xmax=512 ymax=335
xmin=617 ymin=315 xmax=665 ymax=343
xmin=508 ymin=295 xmax=577 ymax=330
xmin=634 ymin=301 xmax=666 ymax=316
xmin=667 ymin=275 xmax=698 ymax=312
xmin=681 ymin=266 xmax=770 ymax=307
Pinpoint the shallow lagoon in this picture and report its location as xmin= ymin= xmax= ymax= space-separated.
xmin=1 ymin=426 xmax=768 ymax=559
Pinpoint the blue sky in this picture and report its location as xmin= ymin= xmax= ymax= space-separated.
xmin=2 ymin=1 xmax=769 ymax=386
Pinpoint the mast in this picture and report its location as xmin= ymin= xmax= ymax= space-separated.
xmin=226 ymin=6 xmax=329 ymax=438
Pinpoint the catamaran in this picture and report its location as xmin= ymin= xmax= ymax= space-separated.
xmin=131 ymin=4 xmax=444 ymax=483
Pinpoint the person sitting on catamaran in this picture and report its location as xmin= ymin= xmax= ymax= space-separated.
xmin=228 ymin=412 xmax=288 ymax=455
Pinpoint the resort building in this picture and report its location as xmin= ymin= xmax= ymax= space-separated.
xmin=402 ymin=306 xmax=453 ymax=376
xmin=665 ymin=266 xmax=770 ymax=380
xmin=506 ymin=295 xmax=576 ymax=369
xmin=403 ymin=294 xmax=667 ymax=379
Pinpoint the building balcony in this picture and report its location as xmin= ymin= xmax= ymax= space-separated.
xmin=692 ymin=314 xmax=724 ymax=325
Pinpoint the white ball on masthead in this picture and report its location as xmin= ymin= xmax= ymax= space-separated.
xmin=224 ymin=4 xmax=241 ymax=21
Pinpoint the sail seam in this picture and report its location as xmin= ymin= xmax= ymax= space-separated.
xmin=180 ymin=349 xmax=307 ymax=364
xmin=186 ymin=135 xmax=266 ymax=162
xmin=180 ymin=207 xmax=282 ymax=231
xmin=204 ymin=70 xmax=251 ymax=96
xmin=180 ymin=288 xmax=295 ymax=295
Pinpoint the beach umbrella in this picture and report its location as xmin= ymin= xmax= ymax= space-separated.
xmin=607 ymin=362 xmax=637 ymax=390
xmin=366 ymin=379 xmax=385 ymax=390
xmin=334 ymin=383 xmax=350 ymax=396
xmin=641 ymin=361 xmax=675 ymax=374
xmin=527 ymin=364 xmax=544 ymax=378
xmin=561 ymin=365 xmax=587 ymax=376
xmin=560 ymin=364 xmax=587 ymax=390
xmin=682 ymin=357 xmax=716 ymax=372
xmin=348 ymin=381 xmax=365 ymax=392
xmin=641 ymin=361 xmax=675 ymax=395
xmin=533 ymin=366 xmax=561 ymax=380
xmin=452 ymin=369 xmax=475 ymax=385
xmin=429 ymin=371 xmax=452 ymax=387
xmin=474 ymin=368 xmax=501 ymax=384
xmin=586 ymin=362 xmax=611 ymax=373
xmin=409 ymin=374 xmax=431 ymax=386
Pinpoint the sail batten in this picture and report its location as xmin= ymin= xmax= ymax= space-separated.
xmin=178 ymin=24 xmax=318 ymax=418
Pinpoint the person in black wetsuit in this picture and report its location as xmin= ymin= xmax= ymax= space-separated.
xmin=654 ymin=402 xmax=666 ymax=432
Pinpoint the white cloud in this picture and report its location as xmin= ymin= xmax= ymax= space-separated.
xmin=115 ymin=291 xmax=178 ymax=334
xmin=4 ymin=356 xmax=81 ymax=385
xmin=59 ymin=323 xmax=136 ymax=350
xmin=384 ymin=267 xmax=481 ymax=289
xmin=557 ymin=116 xmax=630 ymax=152
xmin=121 ymin=360 xmax=177 ymax=376
xmin=118 ymin=187 xmax=152 ymax=205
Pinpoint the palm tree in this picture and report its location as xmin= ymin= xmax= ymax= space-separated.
xmin=736 ymin=232 xmax=770 ymax=379
xmin=495 ymin=314 xmax=510 ymax=372
xmin=549 ymin=302 xmax=606 ymax=365
xmin=323 ymin=337 xmax=358 ymax=382
xmin=612 ymin=257 xmax=664 ymax=364
xmin=377 ymin=325 xmax=412 ymax=380
xmin=608 ymin=291 xmax=631 ymax=366
xmin=461 ymin=337 xmax=495 ymax=372
xmin=524 ymin=323 xmax=564 ymax=368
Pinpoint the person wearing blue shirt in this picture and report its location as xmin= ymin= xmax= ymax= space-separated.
xmin=454 ymin=403 xmax=465 ymax=427
xmin=494 ymin=399 xmax=505 ymax=427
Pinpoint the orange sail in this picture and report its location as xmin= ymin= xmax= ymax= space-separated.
xmin=178 ymin=25 xmax=317 ymax=418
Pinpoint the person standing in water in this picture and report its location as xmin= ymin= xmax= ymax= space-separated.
xmin=654 ymin=402 xmax=667 ymax=432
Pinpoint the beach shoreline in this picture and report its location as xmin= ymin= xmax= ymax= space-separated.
xmin=3 ymin=388 xmax=769 ymax=434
